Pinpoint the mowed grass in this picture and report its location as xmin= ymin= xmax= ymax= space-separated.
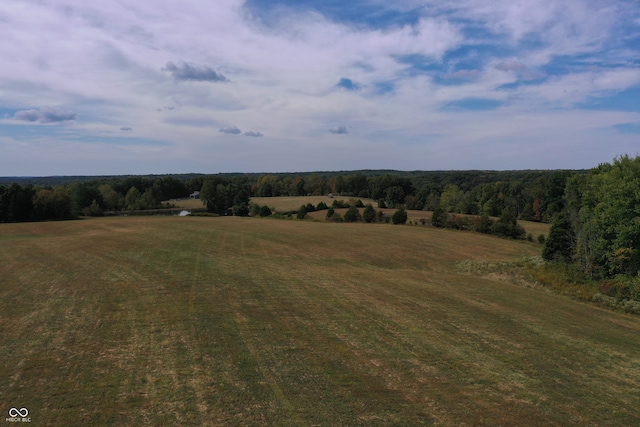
xmin=253 ymin=196 xmax=550 ymax=237
xmin=1 ymin=217 xmax=637 ymax=426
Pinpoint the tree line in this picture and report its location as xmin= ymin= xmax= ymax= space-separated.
xmin=0 ymin=176 xmax=200 ymax=222
xmin=542 ymin=156 xmax=640 ymax=281
xmin=0 ymin=168 xmax=587 ymax=225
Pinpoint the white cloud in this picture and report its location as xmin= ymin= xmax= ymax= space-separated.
xmin=14 ymin=106 xmax=77 ymax=123
xmin=0 ymin=0 xmax=637 ymax=174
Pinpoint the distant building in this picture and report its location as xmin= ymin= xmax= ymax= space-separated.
xmin=190 ymin=191 xmax=200 ymax=199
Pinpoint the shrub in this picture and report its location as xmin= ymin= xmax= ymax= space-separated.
xmin=329 ymin=212 xmax=343 ymax=222
xmin=259 ymin=205 xmax=272 ymax=217
xmin=82 ymin=199 xmax=103 ymax=217
xmin=538 ymin=234 xmax=546 ymax=244
xmin=362 ymin=204 xmax=376 ymax=223
xmin=326 ymin=207 xmax=335 ymax=219
xmin=344 ymin=206 xmax=361 ymax=222
xmin=316 ymin=201 xmax=328 ymax=210
xmin=250 ymin=202 xmax=261 ymax=216
xmin=355 ymin=199 xmax=365 ymax=208
xmin=296 ymin=205 xmax=307 ymax=220
xmin=431 ymin=207 xmax=448 ymax=228
xmin=305 ymin=203 xmax=316 ymax=212
xmin=476 ymin=213 xmax=493 ymax=234
xmin=493 ymin=209 xmax=526 ymax=239
xmin=392 ymin=208 xmax=408 ymax=225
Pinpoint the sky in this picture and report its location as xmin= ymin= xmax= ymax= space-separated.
xmin=1 ymin=0 xmax=639 ymax=176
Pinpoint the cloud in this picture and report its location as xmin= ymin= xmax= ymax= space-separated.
xmin=329 ymin=125 xmax=348 ymax=134
xmin=495 ymin=61 xmax=528 ymax=72
xmin=162 ymin=61 xmax=228 ymax=82
xmin=219 ymin=126 xmax=242 ymax=134
xmin=14 ymin=106 xmax=77 ymax=123
xmin=444 ymin=70 xmax=480 ymax=79
xmin=244 ymin=131 xmax=263 ymax=137
xmin=120 ymin=126 xmax=133 ymax=131
xmin=496 ymin=61 xmax=546 ymax=80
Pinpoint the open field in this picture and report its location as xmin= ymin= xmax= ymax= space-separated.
xmin=1 ymin=217 xmax=637 ymax=425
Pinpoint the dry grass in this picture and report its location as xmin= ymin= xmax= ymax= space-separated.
xmin=0 ymin=217 xmax=636 ymax=425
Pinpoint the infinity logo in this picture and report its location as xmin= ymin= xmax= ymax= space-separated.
xmin=8 ymin=408 xmax=28 ymax=417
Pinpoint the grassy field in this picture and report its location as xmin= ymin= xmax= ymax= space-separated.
xmin=250 ymin=196 xmax=550 ymax=237
xmin=1 ymin=216 xmax=637 ymax=425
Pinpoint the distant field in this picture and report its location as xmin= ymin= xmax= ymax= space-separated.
xmin=1 ymin=216 xmax=637 ymax=425
xmin=251 ymin=196 xmax=550 ymax=237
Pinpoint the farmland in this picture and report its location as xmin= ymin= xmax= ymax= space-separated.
xmin=1 ymin=216 xmax=639 ymax=425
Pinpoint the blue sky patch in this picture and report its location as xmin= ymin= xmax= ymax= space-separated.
xmin=337 ymin=78 xmax=359 ymax=91
xmin=614 ymin=123 xmax=640 ymax=134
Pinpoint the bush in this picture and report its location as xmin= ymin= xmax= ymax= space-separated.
xmin=250 ymin=202 xmax=261 ymax=216
xmin=344 ymin=206 xmax=361 ymax=222
xmin=82 ymin=199 xmax=103 ymax=217
xmin=316 ymin=201 xmax=328 ymax=210
xmin=328 ymin=212 xmax=343 ymax=222
xmin=355 ymin=199 xmax=365 ymax=208
xmin=392 ymin=208 xmax=408 ymax=225
xmin=493 ymin=209 xmax=526 ymax=239
xmin=538 ymin=234 xmax=546 ymax=244
xmin=326 ymin=207 xmax=335 ymax=219
xmin=363 ymin=205 xmax=376 ymax=223
xmin=296 ymin=205 xmax=307 ymax=220
xmin=476 ymin=213 xmax=493 ymax=234
xmin=431 ymin=207 xmax=448 ymax=228
xmin=305 ymin=203 xmax=316 ymax=212
xmin=259 ymin=205 xmax=272 ymax=217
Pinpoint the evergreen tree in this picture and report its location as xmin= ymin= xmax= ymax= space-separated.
xmin=362 ymin=204 xmax=376 ymax=223
xmin=542 ymin=214 xmax=576 ymax=262
xmin=392 ymin=208 xmax=408 ymax=225
xmin=344 ymin=205 xmax=361 ymax=222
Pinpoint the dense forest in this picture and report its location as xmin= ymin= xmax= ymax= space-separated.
xmin=0 ymin=169 xmax=578 ymax=223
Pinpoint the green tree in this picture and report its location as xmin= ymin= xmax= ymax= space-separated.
xmin=493 ymin=208 xmax=526 ymax=239
xmin=476 ymin=213 xmax=493 ymax=234
xmin=124 ymin=186 xmax=142 ymax=210
xmin=440 ymin=184 xmax=464 ymax=213
xmin=259 ymin=205 xmax=272 ymax=217
xmin=392 ymin=208 xmax=408 ymax=225
xmin=344 ymin=205 xmax=361 ymax=222
xmin=231 ymin=188 xmax=250 ymax=216
xmin=431 ymin=206 xmax=448 ymax=228
xmin=542 ymin=214 xmax=576 ymax=262
xmin=297 ymin=205 xmax=307 ymax=219
xmin=362 ymin=204 xmax=376 ymax=223
xmin=99 ymin=184 xmax=122 ymax=211
xmin=385 ymin=186 xmax=405 ymax=208
xmin=589 ymin=155 xmax=640 ymax=275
